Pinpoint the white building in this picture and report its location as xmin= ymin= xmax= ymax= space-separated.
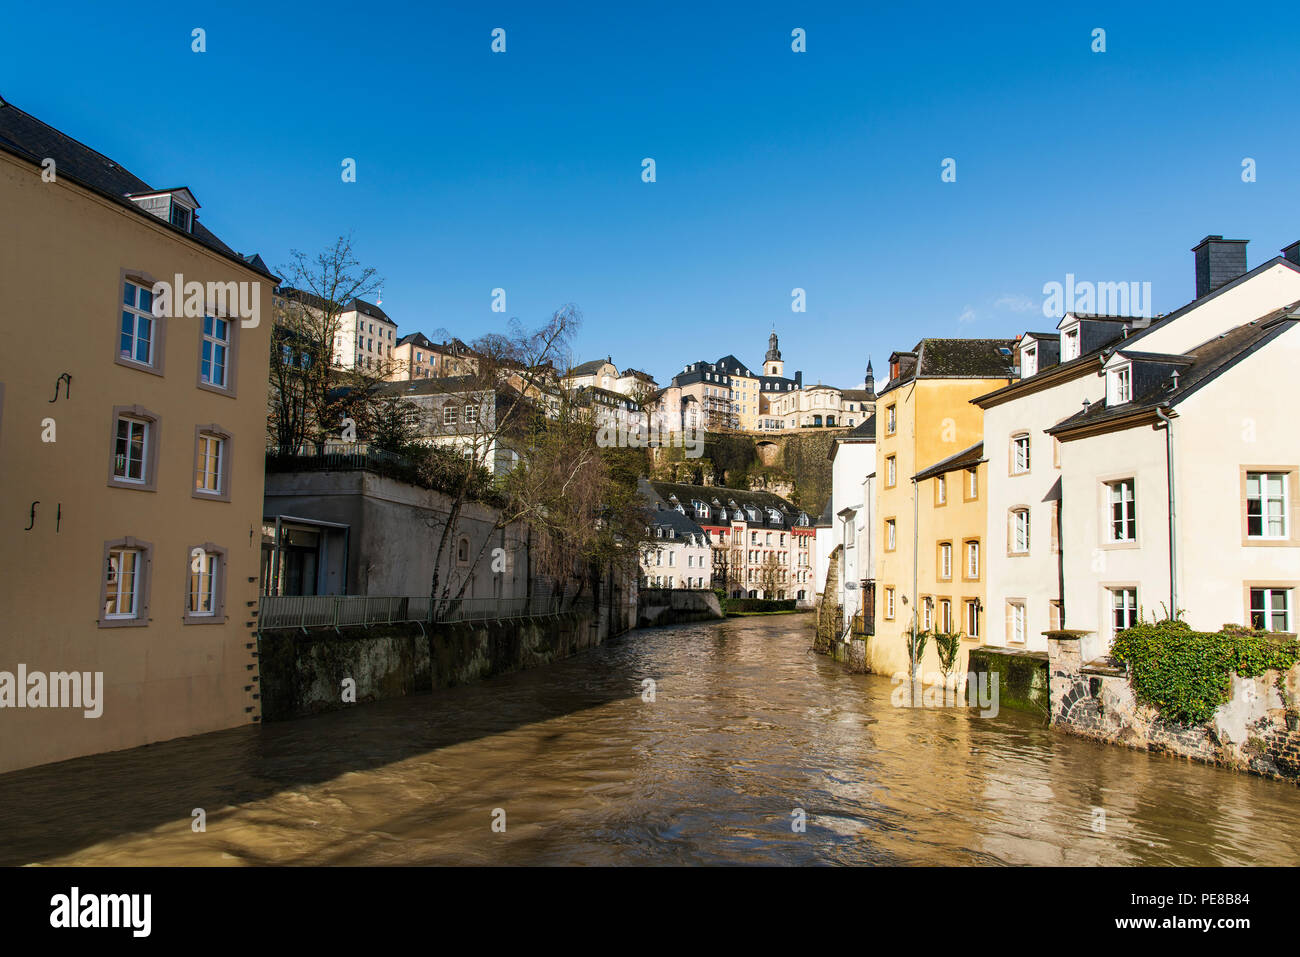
xmin=826 ymin=417 xmax=877 ymax=631
xmin=977 ymin=236 xmax=1300 ymax=662
xmin=638 ymin=486 xmax=714 ymax=589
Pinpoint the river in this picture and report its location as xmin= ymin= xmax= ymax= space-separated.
xmin=2 ymin=614 xmax=1297 ymax=866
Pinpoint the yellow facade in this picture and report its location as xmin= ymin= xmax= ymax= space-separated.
xmin=871 ymin=376 xmax=1008 ymax=678
xmin=0 ymin=147 xmax=272 ymax=772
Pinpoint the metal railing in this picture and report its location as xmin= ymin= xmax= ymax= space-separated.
xmin=258 ymin=593 xmax=596 ymax=631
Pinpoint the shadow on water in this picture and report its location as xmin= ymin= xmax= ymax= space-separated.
xmin=0 ymin=633 xmax=641 ymax=866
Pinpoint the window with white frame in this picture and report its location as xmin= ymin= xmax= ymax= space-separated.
xmin=886 ymin=455 xmax=896 ymax=486
xmin=104 ymin=546 xmax=143 ymax=619
xmin=939 ymin=599 xmax=952 ymax=632
xmin=443 ymin=405 xmax=458 ymax=426
xmin=200 ymin=315 xmax=230 ymax=388
xmin=1246 ymin=472 xmax=1289 ymax=539
xmin=1062 ymin=325 xmax=1080 ymax=361
xmin=966 ymin=600 xmax=980 ymax=638
xmin=188 ymin=550 xmax=219 ymax=616
xmin=1021 ymin=344 xmax=1037 ymax=378
xmin=886 ymin=519 xmax=896 ymax=551
xmin=1111 ymin=587 xmax=1138 ymax=633
xmin=1010 ymin=508 xmax=1030 ymax=553
xmin=113 ymin=416 xmax=150 ymax=484
xmin=195 ymin=432 xmax=225 ymax=494
xmin=885 ymin=587 xmax=895 ymax=619
xmin=886 ymin=405 xmax=896 ymax=434
xmin=936 ymin=475 xmax=947 ymax=504
xmin=1012 ymin=434 xmax=1030 ymax=473
xmin=966 ymin=540 xmax=979 ymax=578
xmin=1250 ymin=587 xmax=1292 ymax=632
xmin=923 ymin=597 xmax=933 ymax=630
xmin=1108 ymin=479 xmax=1136 ymax=542
xmin=939 ymin=543 xmax=952 ymax=579
xmin=1008 ymin=601 xmax=1026 ymax=643
xmin=464 ymin=404 xmax=478 ymax=424
xmin=1108 ymin=365 xmax=1132 ymax=405
xmin=967 ymin=467 xmax=978 ymax=499
xmin=120 ymin=281 xmax=155 ymax=366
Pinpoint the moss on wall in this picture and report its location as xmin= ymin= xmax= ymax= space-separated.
xmin=967 ymin=647 xmax=1050 ymax=716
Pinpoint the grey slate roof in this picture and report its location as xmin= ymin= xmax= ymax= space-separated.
xmin=1047 ymin=304 xmax=1300 ymax=436
xmin=913 ymin=441 xmax=985 ymax=482
xmin=878 ymin=338 xmax=1018 ymax=397
xmin=645 ymin=480 xmax=807 ymax=530
xmin=0 ymin=97 xmax=276 ymax=280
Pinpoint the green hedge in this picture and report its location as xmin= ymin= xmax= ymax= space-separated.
xmin=725 ymin=598 xmax=797 ymax=613
xmin=1110 ymin=619 xmax=1299 ymax=725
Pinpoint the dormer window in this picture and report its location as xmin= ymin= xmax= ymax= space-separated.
xmin=1061 ymin=324 xmax=1080 ymax=361
xmin=127 ymin=188 xmax=199 ymax=233
xmin=1022 ymin=344 xmax=1038 ymax=378
xmin=1108 ymin=365 xmax=1132 ymax=405
xmin=169 ymin=203 xmax=192 ymax=231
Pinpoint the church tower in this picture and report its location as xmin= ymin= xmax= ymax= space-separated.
xmin=764 ymin=330 xmax=784 ymax=377
xmin=865 ymin=357 xmax=875 ymax=397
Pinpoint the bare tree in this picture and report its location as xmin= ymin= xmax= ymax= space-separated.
xmin=268 ymin=235 xmax=382 ymax=451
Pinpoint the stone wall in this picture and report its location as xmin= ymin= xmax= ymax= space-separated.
xmin=1046 ymin=631 xmax=1300 ymax=783
xmin=965 ymin=647 xmax=1050 ymax=716
xmin=260 ymin=610 xmax=612 ymax=720
xmin=813 ymin=546 xmax=843 ymax=653
xmin=637 ymin=588 xmax=723 ymax=628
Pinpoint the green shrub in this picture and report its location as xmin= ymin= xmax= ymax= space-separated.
xmin=725 ymin=598 xmax=796 ymax=613
xmin=1110 ymin=619 xmax=1299 ymax=725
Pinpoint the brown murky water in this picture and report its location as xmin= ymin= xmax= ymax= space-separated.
xmin=2 ymin=614 xmax=1297 ymax=865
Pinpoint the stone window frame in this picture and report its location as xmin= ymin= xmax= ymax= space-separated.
xmin=937 ymin=596 xmax=953 ymax=633
xmin=936 ymin=540 xmax=954 ymax=582
xmin=1102 ymin=582 xmax=1140 ymax=641
xmin=921 ymin=595 xmax=934 ymax=631
xmin=191 ymin=423 xmax=234 ymax=503
xmin=1239 ymin=466 xmax=1300 ymax=547
xmin=884 ymin=517 xmax=897 ymax=553
xmin=107 ymin=405 xmax=162 ymax=492
xmin=1097 ymin=473 xmax=1140 ymax=550
xmin=115 ymin=268 xmax=168 ymax=378
xmin=884 ymin=454 xmax=897 ymax=489
xmin=183 ymin=542 xmax=229 ymax=624
xmin=1009 ymin=431 xmax=1031 ymax=476
xmin=933 ymin=473 xmax=948 ymax=508
xmin=961 ymin=538 xmax=981 ymax=582
xmin=885 ymin=403 xmax=897 ymax=436
xmin=195 ymin=299 xmax=241 ymax=399
xmin=883 ymin=586 xmax=895 ymax=620
xmin=963 ymin=465 xmax=979 ymax=502
xmin=962 ymin=596 xmax=981 ymax=639
xmin=1007 ymin=506 xmax=1031 ymax=557
xmin=97 ymin=536 xmax=154 ymax=628
xmin=1005 ymin=597 xmax=1027 ymax=644
xmin=1241 ymin=580 xmax=1299 ymax=634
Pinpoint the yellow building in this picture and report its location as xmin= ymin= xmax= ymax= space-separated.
xmin=871 ymin=339 xmax=1015 ymax=678
xmin=0 ymin=100 xmax=274 ymax=772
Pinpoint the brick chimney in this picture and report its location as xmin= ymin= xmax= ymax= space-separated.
xmin=1283 ymin=241 xmax=1300 ymax=267
xmin=1192 ymin=235 xmax=1248 ymax=299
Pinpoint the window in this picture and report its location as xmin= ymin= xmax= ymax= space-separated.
xmin=200 ymin=315 xmax=230 ymax=388
xmin=1108 ymin=366 xmax=1131 ymax=405
xmin=1007 ymin=601 xmax=1026 ymax=643
xmin=1108 ymin=479 xmax=1136 ymax=542
xmin=936 ymin=475 xmax=947 ymax=505
xmin=1111 ymin=587 xmax=1138 ymax=633
xmin=938 ymin=599 xmax=952 ymax=632
xmin=105 ymin=547 xmax=142 ymax=619
xmin=120 ymin=280 xmax=156 ymax=367
xmin=457 ymin=536 xmax=471 ymax=564
xmin=194 ymin=429 xmax=227 ymax=497
xmin=1011 ymin=434 xmax=1030 ymax=474
xmin=1250 ymin=588 xmax=1293 ymax=632
xmin=98 ymin=537 xmax=152 ymax=627
xmin=939 ymin=542 xmax=952 ymax=580
xmin=922 ymin=597 xmax=933 ymax=630
xmin=1246 ymin=472 xmax=1289 ymax=539
xmin=114 ymin=416 xmax=149 ymax=483
xmin=1021 ymin=344 xmax=1037 ymax=378
xmin=1009 ymin=508 xmax=1030 ymax=554
xmin=169 ymin=202 xmax=192 ymax=231
xmin=886 ymin=455 xmax=897 ymax=487
xmin=886 ymin=519 xmax=897 ymax=551
xmin=966 ymin=540 xmax=980 ymax=579
xmin=1062 ymin=325 xmax=1080 ymax=361
xmin=966 ymin=467 xmax=978 ymax=500
xmin=886 ymin=405 xmax=896 ymax=434
xmin=443 ymin=406 xmax=458 ymax=426
xmin=186 ymin=547 xmax=223 ymax=620
xmin=965 ymin=600 xmax=980 ymax=638
xmin=464 ymin=404 xmax=479 ymax=424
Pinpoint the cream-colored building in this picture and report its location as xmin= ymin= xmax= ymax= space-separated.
xmin=390 ymin=333 xmax=479 ymax=381
xmin=0 ymin=100 xmax=274 ymax=772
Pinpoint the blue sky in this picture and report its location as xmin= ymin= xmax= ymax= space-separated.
xmin=5 ymin=1 xmax=1299 ymax=388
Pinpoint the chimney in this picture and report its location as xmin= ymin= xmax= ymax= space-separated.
xmin=1282 ymin=241 xmax=1300 ymax=267
xmin=1192 ymin=235 xmax=1248 ymax=299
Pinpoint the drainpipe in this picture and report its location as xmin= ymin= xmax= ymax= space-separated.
xmin=1155 ymin=405 xmax=1177 ymax=618
xmin=911 ymin=475 xmax=919 ymax=679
